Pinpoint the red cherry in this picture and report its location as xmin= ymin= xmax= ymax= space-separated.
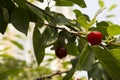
xmin=76 ymin=78 xmax=80 ymax=80
xmin=87 ymin=31 xmax=102 ymax=45
xmin=55 ymin=47 xmax=67 ymax=59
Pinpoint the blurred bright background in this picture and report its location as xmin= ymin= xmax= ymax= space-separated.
xmin=0 ymin=0 xmax=120 ymax=80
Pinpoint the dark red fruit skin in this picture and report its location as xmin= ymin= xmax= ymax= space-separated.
xmin=55 ymin=47 xmax=67 ymax=59
xmin=87 ymin=31 xmax=102 ymax=45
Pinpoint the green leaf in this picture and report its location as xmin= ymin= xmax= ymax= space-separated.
xmin=28 ymin=10 xmax=38 ymax=22
xmin=33 ymin=27 xmax=56 ymax=65
xmin=68 ymin=0 xmax=86 ymax=8
xmin=54 ymin=13 xmax=69 ymax=25
xmin=66 ymin=42 xmax=79 ymax=56
xmin=106 ymin=44 xmax=120 ymax=49
xmin=62 ymin=68 xmax=76 ymax=80
xmin=78 ymin=37 xmax=87 ymax=53
xmin=11 ymin=8 xmax=29 ymax=35
xmin=97 ymin=21 xmax=109 ymax=27
xmin=110 ymin=49 xmax=120 ymax=63
xmin=26 ymin=2 xmax=44 ymax=19
xmin=36 ymin=19 xmax=44 ymax=28
xmin=37 ymin=0 xmax=44 ymax=2
xmin=106 ymin=14 xmax=115 ymax=18
xmin=0 ymin=0 xmax=15 ymax=13
xmin=0 ymin=47 xmax=10 ymax=52
xmin=33 ymin=27 xmax=45 ymax=65
xmin=73 ymin=9 xmax=83 ymax=18
xmin=46 ymin=33 xmax=58 ymax=47
xmin=43 ymin=27 xmax=58 ymax=47
xmin=2 ymin=7 xmax=9 ymax=23
xmin=77 ymin=16 xmax=88 ymax=29
xmin=14 ymin=0 xmax=27 ymax=9
xmin=56 ymin=0 xmax=73 ymax=6
xmin=54 ymin=31 xmax=66 ymax=47
xmin=77 ymin=44 xmax=95 ymax=70
xmin=71 ymin=56 xmax=79 ymax=67
xmin=0 ymin=7 xmax=8 ymax=34
xmin=64 ymin=30 xmax=76 ymax=42
xmin=93 ymin=46 xmax=120 ymax=80
xmin=10 ymin=40 xmax=24 ymax=50
xmin=88 ymin=62 xmax=112 ymax=80
xmin=107 ymin=25 xmax=120 ymax=36
xmin=98 ymin=0 xmax=105 ymax=8
xmin=83 ymin=14 xmax=90 ymax=22
xmin=108 ymin=4 xmax=117 ymax=11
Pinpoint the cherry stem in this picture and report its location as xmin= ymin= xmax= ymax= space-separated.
xmin=35 ymin=70 xmax=69 ymax=80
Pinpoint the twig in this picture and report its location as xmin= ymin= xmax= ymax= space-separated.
xmin=43 ymin=23 xmax=85 ymax=37
xmin=35 ymin=70 xmax=69 ymax=80
xmin=26 ymin=1 xmax=83 ymax=36
xmin=26 ymin=1 xmax=80 ymax=33
xmin=37 ymin=20 xmax=82 ymax=36
xmin=43 ymin=23 xmax=64 ymax=30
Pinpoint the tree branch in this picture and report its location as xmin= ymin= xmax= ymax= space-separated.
xmin=26 ymin=1 xmax=81 ymax=33
xmin=43 ymin=23 xmax=85 ymax=38
xmin=35 ymin=70 xmax=69 ymax=80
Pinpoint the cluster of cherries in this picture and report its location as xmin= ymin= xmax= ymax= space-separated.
xmin=55 ymin=31 xmax=102 ymax=59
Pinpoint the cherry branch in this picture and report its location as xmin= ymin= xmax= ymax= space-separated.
xmin=43 ymin=23 xmax=86 ymax=38
xmin=37 ymin=17 xmax=82 ymax=36
xmin=35 ymin=70 xmax=69 ymax=80
xmin=26 ymin=1 xmax=79 ymax=33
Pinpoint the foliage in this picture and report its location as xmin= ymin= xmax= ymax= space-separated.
xmin=0 ymin=0 xmax=120 ymax=80
xmin=0 ymin=54 xmax=52 ymax=80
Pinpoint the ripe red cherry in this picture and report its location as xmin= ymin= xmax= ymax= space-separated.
xmin=87 ymin=31 xmax=102 ymax=45
xmin=55 ymin=47 xmax=67 ymax=59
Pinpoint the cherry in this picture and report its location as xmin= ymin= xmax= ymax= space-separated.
xmin=55 ymin=47 xmax=67 ymax=59
xmin=76 ymin=78 xmax=81 ymax=80
xmin=87 ymin=31 xmax=102 ymax=45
